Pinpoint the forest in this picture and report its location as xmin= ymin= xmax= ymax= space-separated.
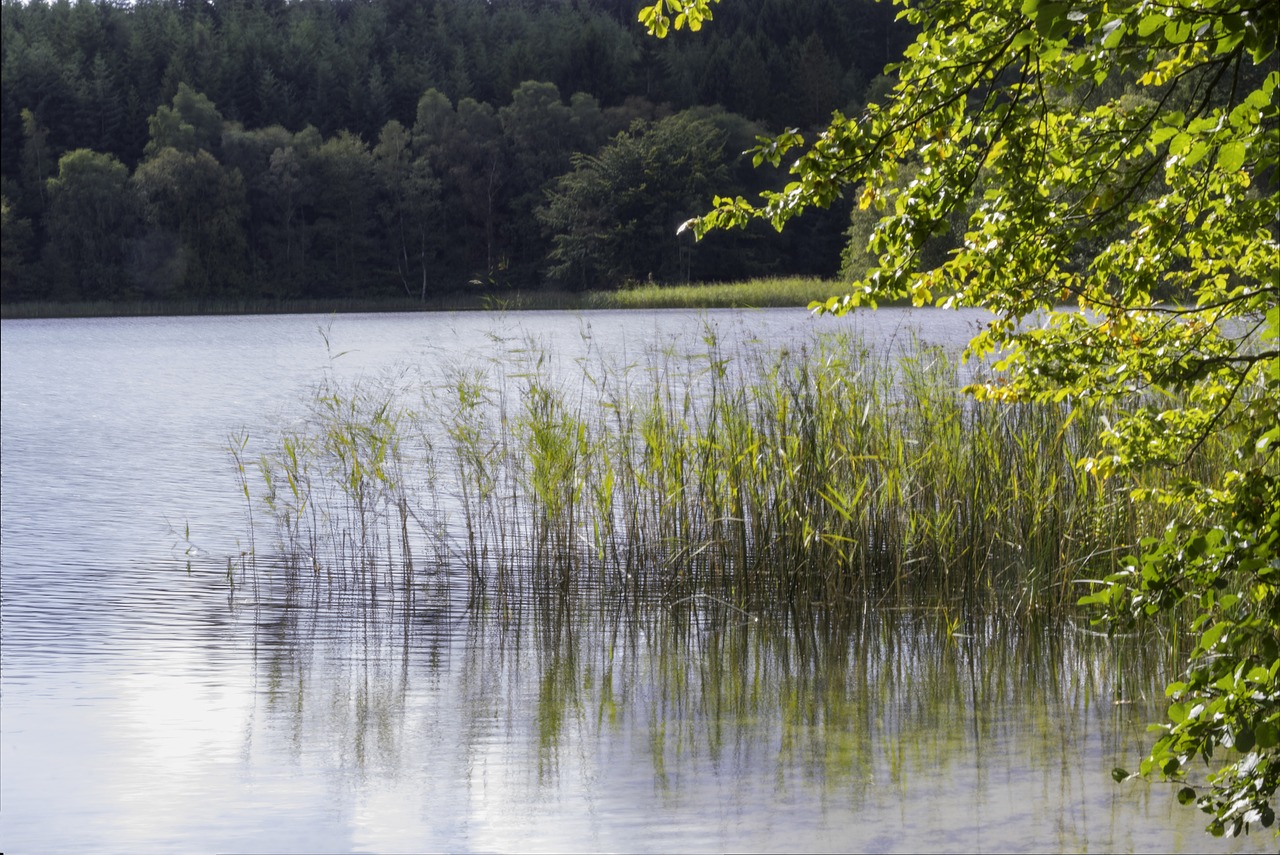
xmin=0 ymin=0 xmax=912 ymax=304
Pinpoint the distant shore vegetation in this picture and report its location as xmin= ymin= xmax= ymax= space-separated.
xmin=0 ymin=277 xmax=863 ymax=319
xmin=0 ymin=0 xmax=913 ymax=308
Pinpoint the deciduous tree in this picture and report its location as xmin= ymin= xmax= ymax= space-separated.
xmin=373 ymin=118 xmax=441 ymax=300
xmin=0 ymin=193 xmax=35 ymax=301
xmin=43 ymin=148 xmax=137 ymax=301
xmin=539 ymin=112 xmax=728 ymax=288
xmin=644 ymin=0 xmax=1278 ymax=836
xmin=144 ymin=83 xmax=224 ymax=158
xmin=305 ymin=130 xmax=377 ymax=297
xmin=132 ymin=146 xmax=248 ymax=298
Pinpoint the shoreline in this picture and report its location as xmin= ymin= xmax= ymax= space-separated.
xmin=0 ymin=278 xmax=877 ymax=320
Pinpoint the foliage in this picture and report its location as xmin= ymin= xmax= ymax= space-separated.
xmin=0 ymin=0 xmax=909 ymax=302
xmin=144 ymin=84 xmax=224 ymax=158
xmin=132 ymin=146 xmax=249 ymax=299
xmin=539 ymin=113 xmax=728 ymax=288
xmin=0 ymin=192 xmax=35 ymax=301
xmin=372 ymin=119 xmax=442 ymax=301
xmin=643 ymin=0 xmax=1279 ymax=837
xmin=43 ymin=149 xmax=137 ymax=301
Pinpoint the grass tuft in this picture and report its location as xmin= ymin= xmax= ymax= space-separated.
xmin=233 ymin=329 xmax=1218 ymax=624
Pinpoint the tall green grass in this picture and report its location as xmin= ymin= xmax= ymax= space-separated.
xmin=235 ymin=329 xmax=1212 ymax=621
xmin=579 ymin=276 xmax=851 ymax=309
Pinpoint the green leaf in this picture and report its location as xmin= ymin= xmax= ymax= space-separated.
xmin=1168 ymin=131 xmax=1192 ymax=155
xmin=1164 ymin=19 xmax=1192 ymax=44
xmin=1100 ymin=19 xmax=1126 ymax=48
xmin=1216 ymin=141 xmax=1246 ymax=172
xmin=1137 ymin=14 xmax=1166 ymax=38
xmin=1183 ymin=141 xmax=1210 ymax=167
xmin=1199 ymin=621 xmax=1228 ymax=651
xmin=1032 ymin=1 xmax=1069 ymax=38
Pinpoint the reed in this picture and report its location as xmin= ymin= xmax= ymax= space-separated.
xmin=581 ymin=276 xmax=857 ymax=309
xmin=234 ymin=328 xmax=1218 ymax=623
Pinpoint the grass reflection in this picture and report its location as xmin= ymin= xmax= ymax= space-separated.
xmin=238 ymin=582 xmax=1171 ymax=837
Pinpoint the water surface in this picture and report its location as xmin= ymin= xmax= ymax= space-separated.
xmin=1 ymin=309 xmax=1258 ymax=852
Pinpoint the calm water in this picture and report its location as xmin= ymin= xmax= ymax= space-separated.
xmin=0 ymin=309 xmax=1259 ymax=853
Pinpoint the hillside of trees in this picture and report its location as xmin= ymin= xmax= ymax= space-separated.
xmin=0 ymin=0 xmax=912 ymax=303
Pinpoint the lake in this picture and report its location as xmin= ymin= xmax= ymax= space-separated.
xmin=0 ymin=309 xmax=1259 ymax=853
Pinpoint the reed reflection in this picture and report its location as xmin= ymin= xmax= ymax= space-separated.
xmin=238 ymin=566 xmax=1168 ymax=815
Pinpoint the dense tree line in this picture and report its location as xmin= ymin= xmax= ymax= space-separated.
xmin=0 ymin=0 xmax=910 ymax=302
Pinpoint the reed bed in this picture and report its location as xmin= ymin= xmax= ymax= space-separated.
xmin=580 ymin=276 xmax=849 ymax=309
xmin=234 ymin=328 xmax=1208 ymax=621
